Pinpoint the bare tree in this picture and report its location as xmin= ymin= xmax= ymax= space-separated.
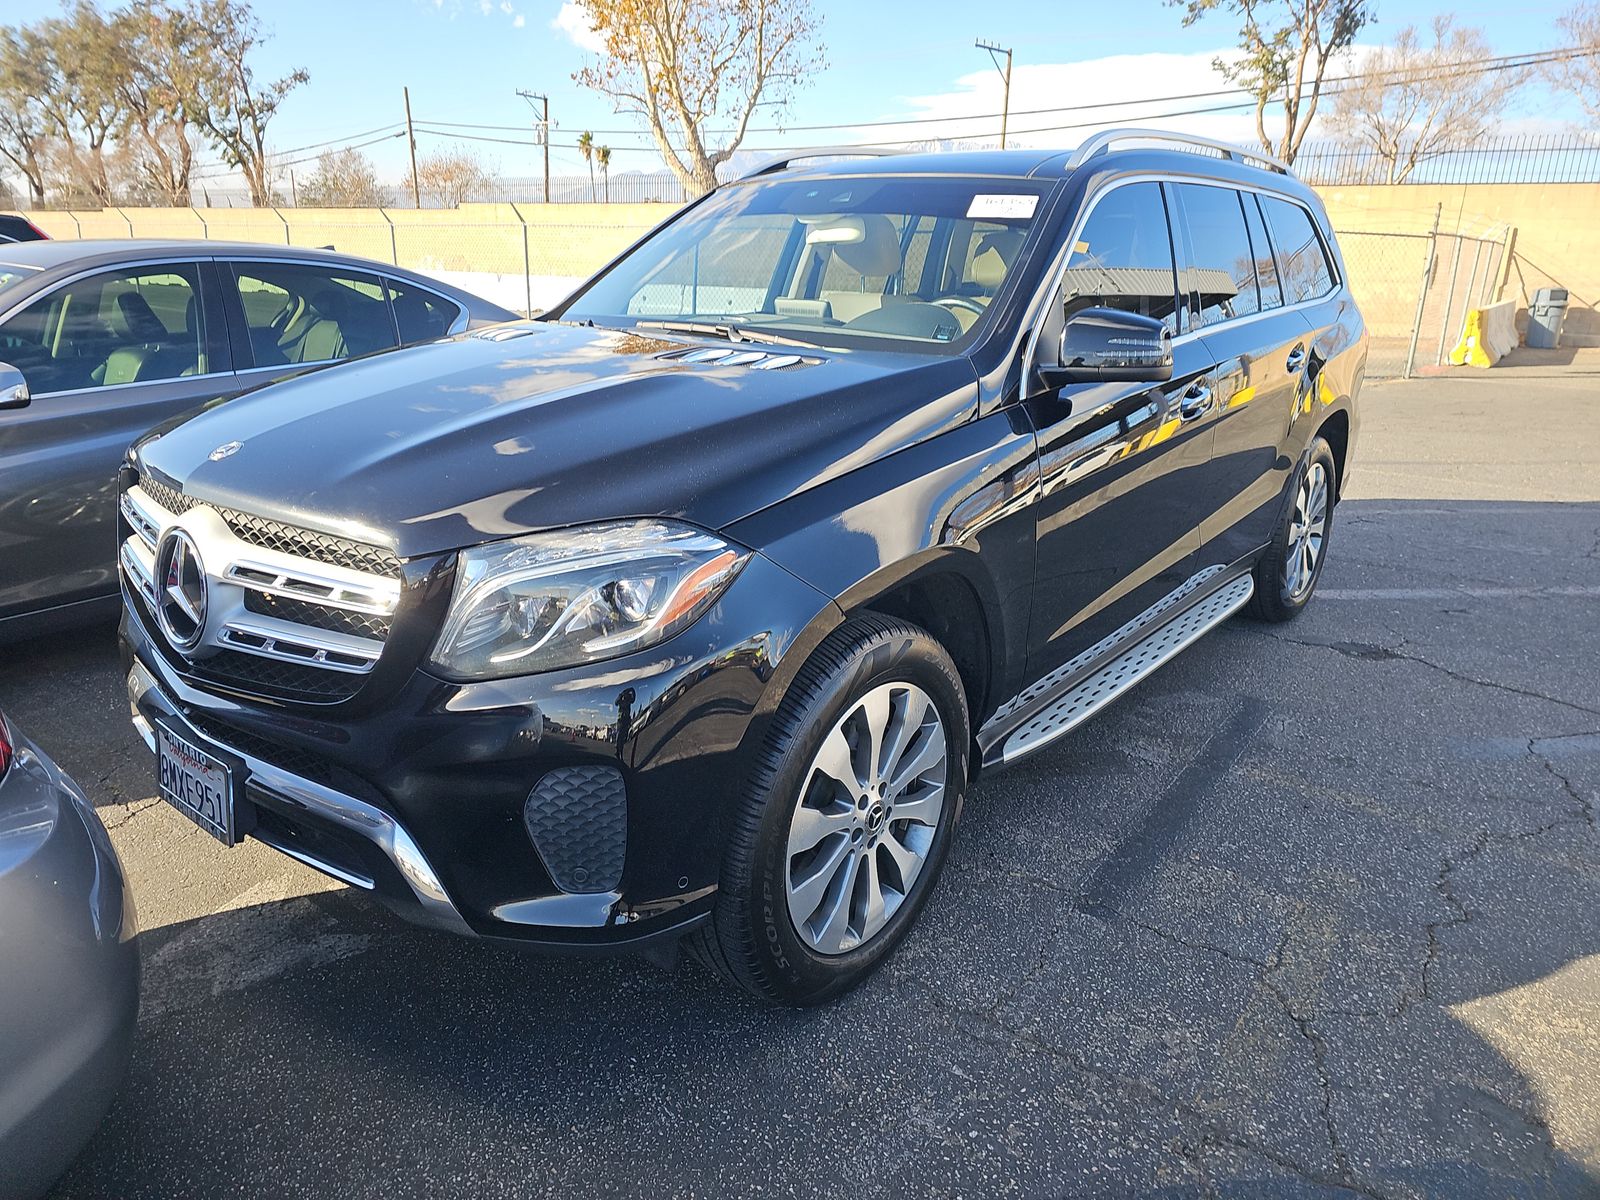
xmin=0 ymin=27 xmax=52 ymax=206
xmin=1326 ymin=17 xmax=1525 ymax=184
xmin=571 ymin=0 xmax=823 ymax=195
xmin=299 ymin=148 xmax=387 ymax=207
xmin=113 ymin=2 xmax=211 ymax=206
xmin=1178 ymin=0 xmax=1372 ymax=163
xmin=1545 ymin=3 xmax=1600 ymax=124
xmin=415 ymin=147 xmax=490 ymax=207
xmin=185 ymin=0 xmax=308 ymax=206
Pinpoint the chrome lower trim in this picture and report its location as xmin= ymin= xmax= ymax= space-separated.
xmin=224 ymin=559 xmax=397 ymax=616
xmin=217 ymin=618 xmax=381 ymax=674
xmin=126 ymin=656 xmax=471 ymax=935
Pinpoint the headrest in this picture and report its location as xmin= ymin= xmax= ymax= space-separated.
xmin=968 ymin=229 xmax=1026 ymax=289
xmin=116 ymin=290 xmax=168 ymax=342
xmin=807 ymin=214 xmax=902 ymax=278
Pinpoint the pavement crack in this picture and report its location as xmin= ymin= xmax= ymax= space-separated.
xmin=1528 ymin=735 xmax=1597 ymax=830
xmin=1241 ymin=629 xmax=1600 ymax=719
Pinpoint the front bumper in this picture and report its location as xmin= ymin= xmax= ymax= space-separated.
xmin=121 ymin=551 xmax=839 ymax=949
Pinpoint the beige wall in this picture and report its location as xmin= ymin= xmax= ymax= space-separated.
xmin=22 ymin=184 xmax=1600 ymax=344
xmin=1321 ymin=183 xmax=1600 ymax=346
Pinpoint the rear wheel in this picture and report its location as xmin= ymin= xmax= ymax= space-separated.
xmin=691 ymin=615 xmax=969 ymax=1005
xmin=1248 ymin=436 xmax=1336 ymax=622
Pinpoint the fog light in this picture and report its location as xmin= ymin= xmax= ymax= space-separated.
xmin=523 ymin=766 xmax=627 ymax=894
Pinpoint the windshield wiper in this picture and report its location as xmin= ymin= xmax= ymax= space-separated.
xmin=634 ymin=320 xmax=817 ymax=350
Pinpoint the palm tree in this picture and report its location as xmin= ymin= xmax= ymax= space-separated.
xmin=596 ymin=145 xmax=612 ymax=203
xmin=577 ymin=131 xmax=595 ymax=202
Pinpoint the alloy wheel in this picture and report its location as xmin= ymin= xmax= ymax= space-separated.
xmin=1282 ymin=460 xmax=1329 ymax=601
xmin=784 ymin=682 xmax=947 ymax=955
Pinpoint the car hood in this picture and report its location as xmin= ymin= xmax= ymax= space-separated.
xmin=135 ymin=322 xmax=980 ymax=559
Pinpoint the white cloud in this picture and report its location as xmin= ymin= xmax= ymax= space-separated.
xmin=859 ymin=46 xmax=1365 ymax=153
xmin=513 ymin=13 xmax=525 ymax=27
xmin=552 ymin=1 xmax=605 ymax=53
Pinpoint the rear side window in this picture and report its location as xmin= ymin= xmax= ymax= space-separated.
xmin=387 ymin=279 xmax=460 ymax=344
xmin=231 ymin=262 xmax=399 ymax=367
xmin=1059 ymin=182 xmax=1179 ymax=334
xmin=1174 ymin=184 xmax=1261 ymax=325
xmin=1260 ymin=196 xmax=1337 ymax=303
xmin=1241 ymin=194 xmax=1283 ymax=309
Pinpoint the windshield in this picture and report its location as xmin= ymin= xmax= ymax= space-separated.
xmin=560 ymin=175 xmax=1049 ymax=354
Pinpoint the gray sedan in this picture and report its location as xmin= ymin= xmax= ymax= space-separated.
xmin=0 ymin=708 xmax=138 ymax=1199
xmin=0 ymin=240 xmax=516 ymax=640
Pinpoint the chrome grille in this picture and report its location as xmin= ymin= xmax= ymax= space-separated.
xmin=119 ymin=472 xmax=403 ymax=703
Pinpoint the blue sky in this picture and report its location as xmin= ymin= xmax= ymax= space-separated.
xmin=9 ymin=0 xmax=1590 ymax=189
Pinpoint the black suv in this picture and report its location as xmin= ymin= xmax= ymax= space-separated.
xmin=121 ymin=133 xmax=1365 ymax=1004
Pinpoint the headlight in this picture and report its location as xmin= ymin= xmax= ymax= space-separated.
xmin=431 ymin=520 xmax=748 ymax=679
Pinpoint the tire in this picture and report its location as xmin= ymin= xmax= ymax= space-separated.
xmin=690 ymin=614 xmax=970 ymax=1006
xmin=1247 ymin=435 xmax=1337 ymax=623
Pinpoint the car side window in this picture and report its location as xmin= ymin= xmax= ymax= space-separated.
xmin=231 ymin=262 xmax=399 ymax=368
xmin=1059 ymin=182 xmax=1180 ymax=334
xmin=1241 ymin=193 xmax=1283 ymax=309
xmin=387 ymin=279 xmax=461 ymax=344
xmin=0 ymin=265 xmax=206 ymax=396
xmin=1259 ymin=196 xmax=1337 ymax=303
xmin=1174 ymin=183 xmax=1262 ymax=325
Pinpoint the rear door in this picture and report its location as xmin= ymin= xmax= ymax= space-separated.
xmin=1022 ymin=181 xmax=1218 ymax=683
xmin=1170 ymin=182 xmax=1313 ymax=568
xmin=0 ymin=259 xmax=233 ymax=618
xmin=220 ymin=259 xmax=401 ymax=377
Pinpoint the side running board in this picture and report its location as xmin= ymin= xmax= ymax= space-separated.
xmin=1000 ymin=574 xmax=1255 ymax=765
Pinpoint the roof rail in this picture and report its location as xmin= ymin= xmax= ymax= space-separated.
xmin=739 ymin=146 xmax=905 ymax=181
xmin=1066 ymin=128 xmax=1291 ymax=175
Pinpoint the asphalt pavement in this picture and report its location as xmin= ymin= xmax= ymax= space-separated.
xmin=4 ymin=367 xmax=1598 ymax=1199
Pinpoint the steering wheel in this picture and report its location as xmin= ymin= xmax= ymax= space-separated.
xmin=931 ymin=296 xmax=987 ymax=319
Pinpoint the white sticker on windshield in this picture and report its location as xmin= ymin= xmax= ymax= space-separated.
xmin=966 ymin=193 xmax=1039 ymax=220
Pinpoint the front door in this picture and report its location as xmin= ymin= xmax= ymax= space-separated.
xmin=0 ymin=261 xmax=232 ymax=619
xmin=1022 ymin=180 xmax=1218 ymax=683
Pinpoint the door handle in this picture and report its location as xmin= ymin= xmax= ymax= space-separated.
xmin=1286 ymin=344 xmax=1307 ymax=373
xmin=1178 ymin=383 xmax=1213 ymax=420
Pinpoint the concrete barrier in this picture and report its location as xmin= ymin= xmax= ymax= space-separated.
xmin=1448 ymin=299 xmax=1518 ymax=368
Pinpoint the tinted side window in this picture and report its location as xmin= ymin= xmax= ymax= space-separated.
xmin=1241 ymin=193 xmax=1283 ymax=309
xmin=387 ymin=279 xmax=460 ymax=344
xmin=0 ymin=264 xmax=206 ymax=395
xmin=1060 ymin=182 xmax=1179 ymax=333
xmin=1175 ymin=184 xmax=1261 ymax=325
xmin=231 ymin=263 xmax=399 ymax=367
xmin=1260 ymin=196 xmax=1336 ymax=303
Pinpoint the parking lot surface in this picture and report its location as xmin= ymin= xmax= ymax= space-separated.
xmin=5 ymin=369 xmax=1598 ymax=1199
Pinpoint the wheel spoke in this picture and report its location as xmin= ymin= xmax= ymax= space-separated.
xmin=888 ymin=725 xmax=945 ymax=794
xmin=812 ymin=726 xmax=862 ymax=794
xmin=788 ymin=835 xmax=851 ymax=925
xmin=809 ymin=851 xmax=861 ymax=954
xmin=787 ymin=803 xmax=854 ymax=857
xmin=892 ymin=782 xmax=945 ymax=829
xmin=856 ymin=687 xmax=893 ymax=782
xmin=879 ymin=830 xmax=922 ymax=891
xmin=859 ymin=851 xmax=889 ymax=944
xmin=879 ymin=688 xmax=928 ymax=785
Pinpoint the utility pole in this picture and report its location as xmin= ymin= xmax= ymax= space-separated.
xmin=975 ymin=39 xmax=1013 ymax=150
xmin=518 ymin=90 xmax=551 ymax=203
xmin=403 ymin=86 xmax=421 ymax=208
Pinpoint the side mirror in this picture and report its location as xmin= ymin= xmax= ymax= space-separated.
xmin=0 ymin=362 xmax=28 ymax=411
xmin=1042 ymin=307 xmax=1173 ymax=387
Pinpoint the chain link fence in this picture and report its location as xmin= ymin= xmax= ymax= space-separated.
xmin=1335 ymin=225 xmax=1514 ymax=378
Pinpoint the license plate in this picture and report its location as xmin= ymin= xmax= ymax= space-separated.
xmin=157 ymin=724 xmax=236 ymax=845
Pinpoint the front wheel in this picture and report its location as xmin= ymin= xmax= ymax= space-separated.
xmin=1248 ymin=435 xmax=1336 ymax=622
xmin=691 ymin=615 xmax=969 ymax=1005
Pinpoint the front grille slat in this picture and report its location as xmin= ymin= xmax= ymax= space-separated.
xmin=125 ymin=470 xmax=405 ymax=705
